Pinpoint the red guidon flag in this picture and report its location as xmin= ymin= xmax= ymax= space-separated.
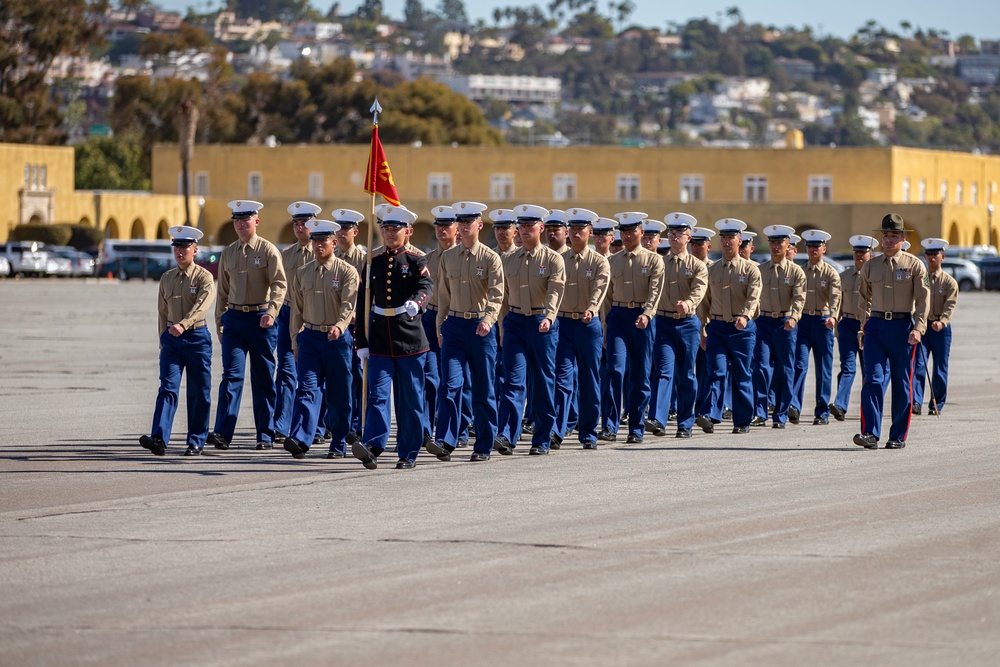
xmin=364 ymin=125 xmax=400 ymax=206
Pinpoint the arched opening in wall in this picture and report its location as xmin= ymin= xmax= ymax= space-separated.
xmin=278 ymin=222 xmax=296 ymax=245
xmin=947 ymin=221 xmax=959 ymax=245
xmin=973 ymin=227 xmax=983 ymax=245
xmin=28 ymin=213 xmax=43 ymax=225
xmin=130 ymin=219 xmax=145 ymax=239
xmin=216 ymin=221 xmax=238 ymax=246
xmin=156 ymin=220 xmax=169 ymax=239
xmin=105 ymin=219 xmax=120 ymax=239
xmin=79 ymin=216 xmax=91 ymax=226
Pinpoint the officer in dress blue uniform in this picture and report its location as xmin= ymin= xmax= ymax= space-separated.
xmin=208 ymin=201 xmax=287 ymax=450
xmin=912 ymin=238 xmax=958 ymax=415
xmin=274 ymin=201 xmax=321 ymax=444
xmin=830 ymin=235 xmax=877 ymax=421
xmin=140 ymin=226 xmax=215 ymax=457
xmin=353 ymin=206 xmax=433 ymax=469
xmin=282 ymin=219 xmax=360 ymax=459
xmin=695 ymin=219 xmax=762 ymax=434
xmin=854 ymin=214 xmax=930 ymax=450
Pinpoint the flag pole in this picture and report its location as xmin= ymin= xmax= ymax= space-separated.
xmin=361 ymin=98 xmax=382 ymax=421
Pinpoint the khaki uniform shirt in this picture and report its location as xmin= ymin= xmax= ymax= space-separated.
xmin=858 ymin=251 xmax=930 ymax=333
xmin=802 ymin=259 xmax=842 ymax=316
xmin=558 ymin=245 xmax=611 ymax=317
xmin=501 ymin=244 xmax=566 ymax=323
xmin=607 ymin=245 xmax=666 ymax=320
xmin=280 ymin=241 xmax=313 ymax=307
xmin=657 ymin=250 xmax=708 ymax=317
xmin=289 ymin=257 xmax=359 ymax=353
xmin=757 ymin=258 xmax=806 ymax=321
xmin=424 ymin=245 xmax=454 ymax=310
xmin=435 ymin=241 xmax=504 ymax=334
xmin=334 ymin=243 xmax=367 ymax=277
xmin=838 ymin=267 xmax=864 ymax=319
xmin=215 ymin=235 xmax=286 ymax=330
xmin=158 ymin=263 xmax=215 ymax=334
xmin=698 ymin=255 xmax=762 ymax=325
xmin=928 ymin=269 xmax=959 ymax=325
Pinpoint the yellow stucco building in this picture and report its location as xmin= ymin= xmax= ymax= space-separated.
xmin=4 ymin=140 xmax=998 ymax=254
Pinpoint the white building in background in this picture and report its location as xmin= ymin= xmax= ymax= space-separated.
xmin=446 ymin=75 xmax=561 ymax=104
xmin=294 ymin=22 xmax=343 ymax=41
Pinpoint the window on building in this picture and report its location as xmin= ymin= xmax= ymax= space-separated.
xmin=616 ymin=174 xmax=640 ymax=201
xmin=919 ymin=178 xmax=927 ymax=203
xmin=31 ymin=165 xmax=38 ymax=190
xmin=808 ymin=175 xmax=833 ymax=203
xmin=972 ymin=182 xmax=979 ymax=206
xmin=744 ymin=175 xmax=768 ymax=202
xmin=956 ymin=180 xmax=963 ymax=204
xmin=553 ymin=174 xmax=577 ymax=201
xmin=902 ymin=177 xmax=911 ymax=203
xmin=941 ymin=179 xmax=948 ymax=203
xmin=39 ymin=166 xmax=46 ymax=189
xmin=679 ymin=175 xmax=704 ymax=203
xmin=428 ymin=173 xmax=451 ymax=200
xmin=248 ymin=171 xmax=263 ymax=198
xmin=24 ymin=164 xmax=30 ymax=189
xmin=490 ymin=173 xmax=515 ymax=200
xmin=194 ymin=171 xmax=209 ymax=197
xmin=308 ymin=172 xmax=323 ymax=199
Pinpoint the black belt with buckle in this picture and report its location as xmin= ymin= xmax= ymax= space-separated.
xmin=612 ymin=301 xmax=642 ymax=309
xmin=449 ymin=309 xmax=484 ymax=320
xmin=842 ymin=313 xmax=860 ymax=320
xmin=558 ymin=311 xmax=586 ymax=320
xmin=656 ymin=309 xmax=691 ymax=319
xmin=304 ymin=322 xmax=334 ymax=332
xmin=871 ymin=311 xmax=911 ymax=320
xmin=804 ymin=310 xmax=830 ymax=317
xmin=511 ymin=306 xmax=546 ymax=316
xmin=760 ymin=310 xmax=790 ymax=318
xmin=229 ymin=303 xmax=268 ymax=312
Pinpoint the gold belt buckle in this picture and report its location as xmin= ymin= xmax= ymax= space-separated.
xmin=241 ymin=305 xmax=252 ymax=312
xmin=463 ymin=312 xmax=473 ymax=320
xmin=628 ymin=301 xmax=637 ymax=308
xmin=572 ymin=313 xmax=581 ymax=320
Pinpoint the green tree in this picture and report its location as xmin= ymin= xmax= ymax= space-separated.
xmin=231 ymin=0 xmax=313 ymax=22
xmin=437 ymin=0 xmax=468 ymax=23
xmin=379 ymin=78 xmax=503 ymax=145
xmin=403 ymin=0 xmax=427 ymax=30
xmin=563 ymin=11 xmax=614 ymax=38
xmin=74 ymin=134 xmax=151 ymax=190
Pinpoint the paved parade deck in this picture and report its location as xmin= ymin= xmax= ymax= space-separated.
xmin=1 ymin=280 xmax=998 ymax=665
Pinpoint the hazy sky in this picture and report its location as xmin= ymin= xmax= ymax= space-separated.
xmin=160 ymin=0 xmax=997 ymax=41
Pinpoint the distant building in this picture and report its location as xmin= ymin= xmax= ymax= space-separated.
xmin=957 ymin=54 xmax=1000 ymax=85
xmin=445 ymin=75 xmax=561 ymax=105
xmin=294 ymin=22 xmax=343 ymax=41
xmin=866 ymin=67 xmax=898 ymax=88
xmin=773 ymin=57 xmax=816 ymax=82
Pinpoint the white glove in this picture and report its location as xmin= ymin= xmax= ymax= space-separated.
xmin=356 ymin=348 xmax=369 ymax=364
xmin=403 ymin=300 xmax=419 ymax=317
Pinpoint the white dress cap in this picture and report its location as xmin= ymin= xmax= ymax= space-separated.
xmin=642 ymin=219 xmax=667 ymax=234
xmin=849 ymin=234 xmax=879 ymax=250
xmin=168 ymin=225 xmax=204 ymax=246
xmin=543 ymin=210 xmax=568 ymax=226
xmin=431 ymin=205 xmax=457 ymax=223
xmin=567 ymin=208 xmax=599 ymax=225
xmin=228 ymin=200 xmax=263 ymax=218
xmin=920 ymin=237 xmax=949 ymax=252
xmin=690 ymin=227 xmax=717 ymax=240
xmin=762 ymin=224 xmax=796 ymax=240
xmin=740 ymin=230 xmax=757 ymax=242
xmin=333 ymin=209 xmax=365 ymax=226
xmin=714 ymin=218 xmax=748 ymax=234
xmin=514 ymin=204 xmax=550 ymax=221
xmin=287 ymin=201 xmax=322 ymax=218
xmin=381 ymin=207 xmax=418 ymax=226
xmin=307 ymin=219 xmax=342 ymax=238
xmin=665 ymin=212 xmax=697 ymax=229
xmin=489 ymin=208 xmax=517 ymax=224
xmin=592 ymin=217 xmax=619 ymax=232
xmin=801 ymin=229 xmax=833 ymax=244
xmin=452 ymin=201 xmax=488 ymax=219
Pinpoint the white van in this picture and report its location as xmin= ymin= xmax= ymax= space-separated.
xmin=0 ymin=241 xmax=50 ymax=277
xmin=947 ymin=245 xmax=998 ymax=261
xmin=99 ymin=239 xmax=173 ymax=265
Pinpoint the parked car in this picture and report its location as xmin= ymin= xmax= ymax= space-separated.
xmin=0 ymin=241 xmax=50 ymax=277
xmin=947 ymin=245 xmax=998 ymax=262
xmin=194 ymin=245 xmax=225 ymax=279
xmin=46 ymin=255 xmax=74 ymax=277
xmin=49 ymin=246 xmax=97 ymax=277
xmin=0 ymin=256 xmax=9 ymax=277
xmin=938 ymin=257 xmax=981 ymax=291
xmin=977 ymin=257 xmax=1000 ymax=291
xmin=97 ymin=254 xmax=173 ymax=281
xmin=99 ymin=239 xmax=173 ymax=266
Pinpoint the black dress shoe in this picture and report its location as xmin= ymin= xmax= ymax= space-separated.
xmin=550 ymin=434 xmax=562 ymax=450
xmin=829 ymin=404 xmax=846 ymax=421
xmin=772 ymin=422 xmax=786 ymax=429
xmin=395 ymin=459 xmax=415 ymax=469
xmin=207 ymin=432 xmax=229 ymax=450
xmin=456 ymin=438 xmax=469 ymax=449
xmin=493 ymin=435 xmax=514 ymax=455
xmin=853 ymin=433 xmax=878 ymax=449
xmin=469 ymin=452 xmax=490 ymax=462
xmin=528 ymin=446 xmax=548 ymax=455
xmin=352 ymin=442 xmax=378 ymax=469
xmin=327 ymin=451 xmax=345 ymax=459
xmin=346 ymin=431 xmax=361 ymax=446
xmin=620 ymin=411 xmax=629 ymax=425
xmin=467 ymin=423 xmax=477 ymax=438
xmin=183 ymin=446 xmax=202 ymax=456
xmin=813 ymin=416 xmax=829 ymax=425
xmin=283 ymin=439 xmax=306 ymax=459
xmin=582 ymin=441 xmax=598 ymax=449
xmin=256 ymin=441 xmax=273 ymax=450
xmin=788 ymin=407 xmax=800 ymax=424
xmin=312 ymin=434 xmax=323 ymax=445
xmin=273 ymin=432 xmax=286 ymax=444
xmin=426 ymin=440 xmax=452 ymax=462
xmin=928 ymin=404 xmax=939 ymax=416
xmin=911 ymin=402 xmax=922 ymax=415
xmin=522 ymin=421 xmax=535 ymax=434
xmin=324 ymin=429 xmax=332 ymax=441
xmin=597 ymin=428 xmax=617 ymax=442
xmin=732 ymin=424 xmax=750 ymax=434
xmin=648 ymin=419 xmax=668 ymax=436
xmin=722 ymin=408 xmax=733 ymax=420
xmin=626 ymin=433 xmax=643 ymax=444
xmin=668 ymin=410 xmax=678 ymax=422
xmin=885 ymin=439 xmax=906 ymax=449
xmin=696 ymin=415 xmax=715 ymax=434
xmin=675 ymin=429 xmax=692 ymax=438
xmin=140 ymin=435 xmax=166 ymax=456
xmin=750 ymin=416 xmax=767 ymax=427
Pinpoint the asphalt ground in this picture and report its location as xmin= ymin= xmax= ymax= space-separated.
xmin=1 ymin=279 xmax=998 ymax=666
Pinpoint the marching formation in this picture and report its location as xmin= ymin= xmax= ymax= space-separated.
xmin=141 ymin=200 xmax=958 ymax=468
